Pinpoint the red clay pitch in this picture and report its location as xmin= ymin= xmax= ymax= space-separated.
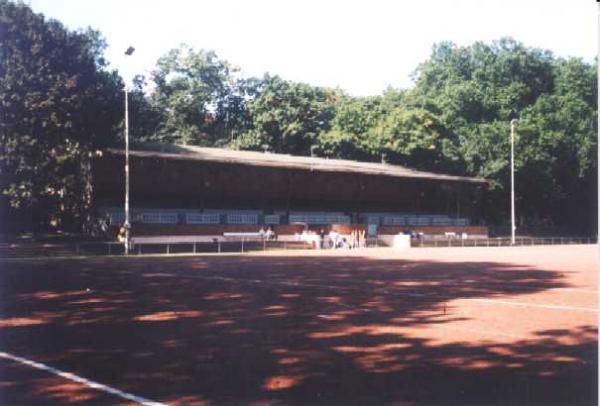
xmin=0 ymin=245 xmax=597 ymax=405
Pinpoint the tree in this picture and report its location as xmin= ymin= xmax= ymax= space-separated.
xmin=411 ymin=37 xmax=596 ymax=233
xmin=0 ymin=1 xmax=123 ymax=232
xmin=233 ymin=75 xmax=338 ymax=155
xmin=516 ymin=94 xmax=596 ymax=232
xmin=317 ymin=91 xmax=462 ymax=173
xmin=146 ymin=45 xmax=232 ymax=145
xmin=311 ymin=95 xmax=385 ymax=161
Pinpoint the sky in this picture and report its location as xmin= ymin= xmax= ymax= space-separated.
xmin=28 ymin=0 xmax=597 ymax=96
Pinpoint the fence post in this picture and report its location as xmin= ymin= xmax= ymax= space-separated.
xmin=218 ymin=240 xmax=221 ymax=254
xmin=193 ymin=242 xmax=197 ymax=254
xmin=474 ymin=239 xmax=477 ymax=247
xmin=263 ymin=239 xmax=266 ymax=251
xmin=241 ymin=238 xmax=244 ymax=253
xmin=138 ymin=244 xmax=141 ymax=255
xmin=108 ymin=243 xmax=112 ymax=256
xmin=284 ymin=241 xmax=287 ymax=250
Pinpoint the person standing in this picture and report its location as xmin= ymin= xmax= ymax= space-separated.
xmin=319 ymin=229 xmax=326 ymax=249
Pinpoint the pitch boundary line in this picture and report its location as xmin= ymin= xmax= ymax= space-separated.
xmin=0 ymin=351 xmax=165 ymax=406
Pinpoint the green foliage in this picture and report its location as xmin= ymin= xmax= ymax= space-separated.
xmin=317 ymin=92 xmax=462 ymax=173
xmin=375 ymin=108 xmax=462 ymax=172
xmin=413 ymin=39 xmax=555 ymax=124
xmin=0 ymin=0 xmax=122 ymax=231
xmin=142 ymin=45 xmax=262 ymax=147
xmin=411 ymin=37 xmax=597 ymax=232
xmin=146 ymin=45 xmax=230 ymax=145
xmin=234 ymin=75 xmax=338 ymax=155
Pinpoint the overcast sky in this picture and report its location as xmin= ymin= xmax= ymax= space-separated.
xmin=28 ymin=0 xmax=597 ymax=96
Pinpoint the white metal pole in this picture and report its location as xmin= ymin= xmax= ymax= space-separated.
xmin=124 ymin=83 xmax=130 ymax=255
xmin=123 ymin=46 xmax=135 ymax=255
xmin=596 ymin=9 xmax=600 ymax=396
xmin=597 ymin=3 xmax=600 ymax=247
xmin=510 ymin=119 xmax=517 ymax=245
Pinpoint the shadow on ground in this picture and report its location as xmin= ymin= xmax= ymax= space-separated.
xmin=0 ymin=255 xmax=596 ymax=405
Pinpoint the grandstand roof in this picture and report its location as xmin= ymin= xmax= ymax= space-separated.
xmin=105 ymin=143 xmax=486 ymax=184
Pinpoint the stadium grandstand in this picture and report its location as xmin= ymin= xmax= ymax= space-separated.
xmin=91 ymin=143 xmax=489 ymax=244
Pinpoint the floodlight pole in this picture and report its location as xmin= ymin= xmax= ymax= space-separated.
xmin=124 ymin=46 xmax=135 ymax=254
xmin=124 ymin=82 xmax=130 ymax=254
xmin=597 ymin=3 xmax=600 ymax=246
xmin=510 ymin=118 xmax=518 ymax=245
xmin=596 ymin=10 xmax=600 ymax=406
xmin=596 ymin=7 xmax=600 ymax=406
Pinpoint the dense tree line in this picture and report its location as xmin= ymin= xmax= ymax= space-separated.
xmin=1 ymin=1 xmax=596 ymax=235
xmin=1 ymin=0 xmax=124 ymax=232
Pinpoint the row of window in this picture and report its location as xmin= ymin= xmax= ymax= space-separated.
xmin=381 ymin=217 xmax=469 ymax=226
xmin=289 ymin=214 xmax=351 ymax=225
xmin=105 ymin=211 xmax=468 ymax=226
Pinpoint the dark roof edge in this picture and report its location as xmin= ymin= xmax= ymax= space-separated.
xmin=103 ymin=147 xmax=488 ymax=185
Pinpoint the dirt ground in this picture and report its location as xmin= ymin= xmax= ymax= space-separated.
xmin=0 ymin=245 xmax=597 ymax=405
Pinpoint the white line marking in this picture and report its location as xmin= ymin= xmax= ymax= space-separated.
xmin=463 ymin=298 xmax=598 ymax=313
xmin=0 ymin=351 xmax=166 ymax=406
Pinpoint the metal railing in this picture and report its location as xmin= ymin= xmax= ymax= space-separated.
xmin=1 ymin=235 xmax=595 ymax=259
xmin=0 ymin=239 xmax=316 ymax=259
xmin=413 ymin=236 xmax=597 ymax=248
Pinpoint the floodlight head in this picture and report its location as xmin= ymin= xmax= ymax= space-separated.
xmin=509 ymin=109 xmax=519 ymax=122
xmin=125 ymin=46 xmax=135 ymax=56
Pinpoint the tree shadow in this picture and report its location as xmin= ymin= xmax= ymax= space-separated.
xmin=0 ymin=255 xmax=596 ymax=404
